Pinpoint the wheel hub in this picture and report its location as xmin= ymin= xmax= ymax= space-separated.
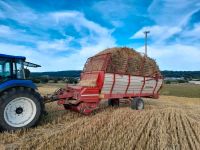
xmin=137 ymin=101 xmax=144 ymax=110
xmin=16 ymin=107 xmax=23 ymax=114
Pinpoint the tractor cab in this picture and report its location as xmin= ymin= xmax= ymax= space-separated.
xmin=0 ymin=54 xmax=40 ymax=82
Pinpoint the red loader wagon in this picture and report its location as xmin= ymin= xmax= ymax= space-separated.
xmin=46 ymin=51 xmax=163 ymax=115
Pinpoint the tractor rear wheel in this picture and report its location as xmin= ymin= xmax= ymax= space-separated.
xmin=108 ymin=99 xmax=119 ymax=107
xmin=131 ymin=98 xmax=144 ymax=110
xmin=0 ymin=87 xmax=44 ymax=131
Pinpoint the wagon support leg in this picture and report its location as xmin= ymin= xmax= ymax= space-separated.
xmin=64 ymin=102 xmax=99 ymax=115
xmin=108 ymin=98 xmax=119 ymax=107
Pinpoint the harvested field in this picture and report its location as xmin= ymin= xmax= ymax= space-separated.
xmin=0 ymin=85 xmax=200 ymax=150
xmin=161 ymin=83 xmax=200 ymax=98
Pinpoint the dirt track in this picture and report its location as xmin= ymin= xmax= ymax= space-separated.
xmin=0 ymin=86 xmax=200 ymax=150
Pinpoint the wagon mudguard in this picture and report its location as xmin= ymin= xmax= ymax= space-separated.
xmin=0 ymin=80 xmax=37 ymax=93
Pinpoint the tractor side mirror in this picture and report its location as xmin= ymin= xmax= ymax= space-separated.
xmin=24 ymin=68 xmax=30 ymax=79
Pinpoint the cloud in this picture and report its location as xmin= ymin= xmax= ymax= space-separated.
xmin=93 ymin=0 xmax=131 ymax=19
xmin=50 ymin=11 xmax=113 ymax=39
xmin=0 ymin=1 xmax=38 ymax=24
xmin=132 ymin=0 xmax=200 ymax=43
xmin=136 ymin=44 xmax=200 ymax=71
xmin=0 ymin=25 xmax=38 ymax=43
xmin=37 ymin=37 xmax=74 ymax=52
xmin=181 ymin=23 xmax=200 ymax=40
xmin=148 ymin=0 xmax=200 ymax=26
xmin=0 ymin=25 xmax=13 ymax=35
xmin=92 ymin=0 xmax=134 ymax=27
xmin=49 ymin=11 xmax=116 ymax=55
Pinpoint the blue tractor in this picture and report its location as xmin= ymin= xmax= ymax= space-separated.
xmin=0 ymin=54 xmax=44 ymax=131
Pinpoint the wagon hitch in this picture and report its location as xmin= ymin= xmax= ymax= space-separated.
xmin=43 ymin=94 xmax=59 ymax=103
xmin=43 ymin=88 xmax=66 ymax=104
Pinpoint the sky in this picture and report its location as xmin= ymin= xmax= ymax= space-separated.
xmin=0 ymin=0 xmax=199 ymax=72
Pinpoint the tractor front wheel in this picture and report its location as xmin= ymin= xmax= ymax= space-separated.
xmin=0 ymin=87 xmax=44 ymax=131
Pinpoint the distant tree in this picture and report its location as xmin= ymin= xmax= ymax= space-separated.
xmin=177 ymin=79 xmax=188 ymax=83
xmin=32 ymin=78 xmax=40 ymax=83
xmin=53 ymin=79 xmax=58 ymax=83
xmin=66 ymin=77 xmax=78 ymax=84
xmin=40 ymin=77 xmax=49 ymax=83
xmin=165 ymin=80 xmax=171 ymax=84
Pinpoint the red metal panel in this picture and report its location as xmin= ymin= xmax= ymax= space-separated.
xmin=140 ymin=77 xmax=146 ymax=97
xmin=103 ymin=92 xmax=161 ymax=99
xmin=155 ymin=79 xmax=164 ymax=98
xmin=79 ymin=86 xmax=100 ymax=103
xmin=110 ymin=73 xmax=115 ymax=95
xmin=125 ymin=74 xmax=131 ymax=94
xmin=96 ymin=71 xmax=105 ymax=89
xmin=152 ymin=78 xmax=158 ymax=95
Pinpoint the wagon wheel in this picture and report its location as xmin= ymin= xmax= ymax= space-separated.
xmin=131 ymin=98 xmax=144 ymax=110
xmin=108 ymin=99 xmax=119 ymax=107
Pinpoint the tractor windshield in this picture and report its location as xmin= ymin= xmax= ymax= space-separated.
xmin=0 ymin=59 xmax=25 ymax=82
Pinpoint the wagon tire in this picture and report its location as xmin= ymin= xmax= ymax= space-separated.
xmin=131 ymin=98 xmax=144 ymax=110
xmin=0 ymin=87 xmax=44 ymax=131
xmin=108 ymin=99 xmax=119 ymax=107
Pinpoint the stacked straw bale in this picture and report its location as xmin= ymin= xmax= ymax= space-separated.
xmin=83 ymin=47 xmax=161 ymax=78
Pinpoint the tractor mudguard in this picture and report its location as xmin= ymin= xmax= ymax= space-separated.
xmin=0 ymin=80 xmax=37 ymax=93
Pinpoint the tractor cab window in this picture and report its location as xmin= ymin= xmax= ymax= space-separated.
xmin=0 ymin=59 xmax=25 ymax=82
xmin=0 ymin=60 xmax=11 ymax=81
xmin=13 ymin=60 xmax=25 ymax=79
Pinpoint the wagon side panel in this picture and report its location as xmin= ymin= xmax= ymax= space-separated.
xmin=154 ymin=79 xmax=163 ymax=94
xmin=142 ymin=77 xmax=157 ymax=94
xmin=100 ymin=73 xmax=163 ymax=99
xmin=101 ymin=73 xmax=113 ymax=94
xmin=112 ymin=74 xmax=129 ymax=94
xmin=127 ymin=76 xmax=143 ymax=94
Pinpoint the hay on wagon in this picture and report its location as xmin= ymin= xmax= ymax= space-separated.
xmin=83 ymin=47 xmax=161 ymax=77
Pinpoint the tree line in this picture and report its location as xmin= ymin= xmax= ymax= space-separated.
xmin=30 ymin=70 xmax=200 ymax=84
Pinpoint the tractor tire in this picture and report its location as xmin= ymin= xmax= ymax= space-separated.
xmin=131 ymin=98 xmax=144 ymax=110
xmin=108 ymin=99 xmax=119 ymax=107
xmin=0 ymin=87 xmax=44 ymax=131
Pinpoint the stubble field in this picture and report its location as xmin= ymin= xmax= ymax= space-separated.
xmin=0 ymin=84 xmax=200 ymax=150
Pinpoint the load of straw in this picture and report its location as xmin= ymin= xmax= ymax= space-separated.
xmin=86 ymin=47 xmax=161 ymax=77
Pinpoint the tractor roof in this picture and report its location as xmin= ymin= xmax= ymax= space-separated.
xmin=0 ymin=54 xmax=26 ymax=60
